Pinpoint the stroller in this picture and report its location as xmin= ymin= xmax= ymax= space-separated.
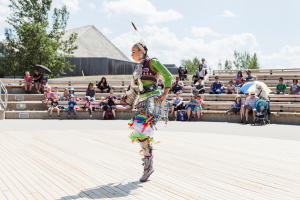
xmin=252 ymin=99 xmax=270 ymax=126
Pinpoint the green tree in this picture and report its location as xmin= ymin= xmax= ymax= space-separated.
xmin=232 ymin=50 xmax=259 ymax=70
xmin=181 ymin=57 xmax=201 ymax=74
xmin=248 ymin=53 xmax=259 ymax=69
xmin=1 ymin=0 xmax=77 ymax=77
xmin=224 ymin=59 xmax=232 ymax=70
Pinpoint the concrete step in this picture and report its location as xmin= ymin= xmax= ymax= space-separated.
xmin=4 ymin=110 xmax=300 ymax=125
xmin=0 ymin=109 xmax=4 ymax=120
xmin=7 ymin=101 xmax=48 ymax=111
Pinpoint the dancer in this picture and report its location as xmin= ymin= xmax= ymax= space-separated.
xmin=128 ymin=38 xmax=172 ymax=182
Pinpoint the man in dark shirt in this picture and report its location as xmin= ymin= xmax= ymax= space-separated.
xmin=33 ymin=69 xmax=42 ymax=93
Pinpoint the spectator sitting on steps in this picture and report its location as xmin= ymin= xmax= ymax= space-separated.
xmin=97 ymin=77 xmax=111 ymax=93
xmin=289 ymin=79 xmax=300 ymax=95
xmin=86 ymin=82 xmax=96 ymax=102
xmin=195 ymin=79 xmax=205 ymax=94
xmin=210 ymin=76 xmax=224 ymax=94
xmin=40 ymin=74 xmax=48 ymax=94
xmin=276 ymin=77 xmax=287 ymax=94
xmin=43 ymin=86 xmax=53 ymax=104
xmin=116 ymin=89 xmax=132 ymax=111
xmin=33 ymin=69 xmax=42 ymax=93
xmin=245 ymin=70 xmax=254 ymax=82
xmin=171 ymin=76 xmax=184 ymax=94
xmin=240 ymin=92 xmax=249 ymax=123
xmin=244 ymin=92 xmax=258 ymax=124
xmin=171 ymin=91 xmax=185 ymax=120
xmin=24 ymin=71 xmax=32 ymax=94
xmin=68 ymin=95 xmax=77 ymax=119
xmin=226 ymin=80 xmax=235 ymax=94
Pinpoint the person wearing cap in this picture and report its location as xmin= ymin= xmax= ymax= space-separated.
xmin=68 ymin=95 xmax=77 ymax=119
xmin=129 ymin=40 xmax=173 ymax=182
xmin=244 ymin=92 xmax=258 ymax=124
xmin=40 ymin=74 xmax=48 ymax=94
xmin=240 ymin=92 xmax=249 ymax=122
xmin=245 ymin=70 xmax=254 ymax=82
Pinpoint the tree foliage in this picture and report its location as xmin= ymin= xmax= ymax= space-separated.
xmin=219 ymin=50 xmax=260 ymax=71
xmin=181 ymin=57 xmax=201 ymax=74
xmin=0 ymin=0 xmax=78 ymax=77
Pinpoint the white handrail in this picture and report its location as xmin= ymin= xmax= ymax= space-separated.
xmin=0 ymin=79 xmax=8 ymax=111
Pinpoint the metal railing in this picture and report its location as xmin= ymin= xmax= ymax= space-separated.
xmin=0 ymin=79 xmax=8 ymax=111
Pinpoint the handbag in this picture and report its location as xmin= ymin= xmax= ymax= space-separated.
xmin=125 ymin=85 xmax=138 ymax=106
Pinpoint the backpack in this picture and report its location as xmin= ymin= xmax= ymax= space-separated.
xmin=177 ymin=110 xmax=187 ymax=121
xmin=104 ymin=107 xmax=114 ymax=120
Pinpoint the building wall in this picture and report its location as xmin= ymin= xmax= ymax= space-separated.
xmin=62 ymin=57 xmax=177 ymax=76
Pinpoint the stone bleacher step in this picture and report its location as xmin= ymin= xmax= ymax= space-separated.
xmin=4 ymin=110 xmax=300 ymax=125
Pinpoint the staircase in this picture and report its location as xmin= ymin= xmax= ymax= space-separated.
xmin=0 ymin=79 xmax=8 ymax=120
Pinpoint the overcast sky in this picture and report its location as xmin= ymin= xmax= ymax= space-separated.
xmin=1 ymin=0 xmax=300 ymax=69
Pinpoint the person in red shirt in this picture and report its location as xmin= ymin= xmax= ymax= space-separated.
xmin=24 ymin=71 xmax=33 ymax=94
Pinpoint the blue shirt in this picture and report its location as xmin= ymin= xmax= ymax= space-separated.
xmin=246 ymin=75 xmax=253 ymax=81
xmin=212 ymin=82 xmax=222 ymax=90
xmin=68 ymin=100 xmax=77 ymax=109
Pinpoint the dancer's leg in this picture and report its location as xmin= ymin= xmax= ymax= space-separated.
xmin=139 ymin=138 xmax=154 ymax=182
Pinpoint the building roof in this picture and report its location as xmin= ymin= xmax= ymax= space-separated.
xmin=63 ymin=25 xmax=129 ymax=61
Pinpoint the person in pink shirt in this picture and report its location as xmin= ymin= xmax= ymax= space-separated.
xmin=43 ymin=86 xmax=54 ymax=103
xmin=24 ymin=71 xmax=32 ymax=94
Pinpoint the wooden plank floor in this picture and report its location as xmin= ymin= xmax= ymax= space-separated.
xmin=0 ymin=120 xmax=300 ymax=200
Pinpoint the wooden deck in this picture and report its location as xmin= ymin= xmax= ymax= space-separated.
xmin=0 ymin=120 xmax=300 ymax=200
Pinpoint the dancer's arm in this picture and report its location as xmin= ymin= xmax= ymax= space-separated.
xmin=150 ymin=59 xmax=172 ymax=102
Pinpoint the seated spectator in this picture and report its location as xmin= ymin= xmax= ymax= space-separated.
xmin=245 ymin=70 xmax=254 ymax=82
xmin=171 ymin=77 xmax=184 ymax=94
xmin=33 ymin=69 xmax=42 ymax=93
xmin=69 ymin=88 xmax=75 ymax=98
xmin=40 ymin=74 xmax=48 ymax=94
xmin=171 ymin=91 xmax=185 ymax=120
xmin=289 ymin=79 xmax=300 ymax=94
xmin=158 ymin=79 xmax=164 ymax=90
xmin=52 ymin=86 xmax=60 ymax=100
xmin=99 ymin=96 xmax=107 ymax=110
xmin=82 ymin=96 xmax=93 ymax=118
xmin=48 ymin=97 xmax=60 ymax=117
xmin=276 ymin=77 xmax=287 ymax=94
xmin=210 ymin=76 xmax=224 ymax=94
xmin=24 ymin=71 xmax=32 ymax=94
xmin=186 ymin=95 xmax=203 ymax=120
xmin=103 ymin=90 xmax=117 ymax=119
xmin=178 ymin=66 xmax=187 ymax=81
xmin=226 ymin=80 xmax=235 ymax=94
xmin=86 ymin=83 xmax=96 ymax=102
xmin=116 ymin=89 xmax=132 ymax=110
xmin=244 ymin=92 xmax=258 ymax=124
xmin=61 ymin=88 xmax=69 ymax=101
xmin=240 ymin=92 xmax=249 ymax=123
xmin=227 ymin=95 xmax=241 ymax=114
xmin=234 ymin=71 xmax=244 ymax=87
xmin=196 ymin=64 xmax=205 ymax=81
xmin=97 ymin=77 xmax=111 ymax=93
xmin=43 ymin=86 xmax=53 ymax=103
xmin=68 ymin=95 xmax=77 ymax=119
xmin=195 ymin=79 xmax=205 ymax=94
xmin=256 ymin=85 xmax=269 ymax=101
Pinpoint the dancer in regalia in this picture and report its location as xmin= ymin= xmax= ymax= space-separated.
xmin=128 ymin=32 xmax=172 ymax=182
